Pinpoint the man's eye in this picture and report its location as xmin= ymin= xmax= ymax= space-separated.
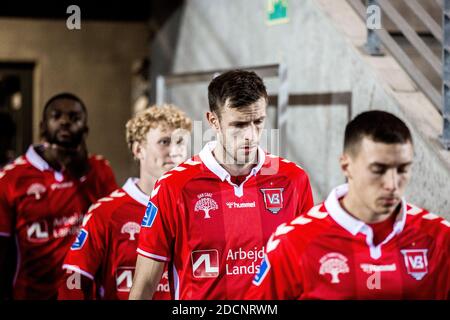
xmin=371 ymin=168 xmax=385 ymax=175
xmin=51 ymin=112 xmax=61 ymax=119
xmin=159 ymin=139 xmax=170 ymax=145
xmin=398 ymin=167 xmax=409 ymax=174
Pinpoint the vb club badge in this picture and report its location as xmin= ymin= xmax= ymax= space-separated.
xmin=401 ymin=249 xmax=428 ymax=280
xmin=260 ymin=188 xmax=284 ymax=214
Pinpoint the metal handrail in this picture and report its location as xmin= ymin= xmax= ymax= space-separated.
xmin=348 ymin=0 xmax=449 ymax=149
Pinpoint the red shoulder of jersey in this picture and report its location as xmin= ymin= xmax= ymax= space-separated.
xmin=81 ymin=188 xmax=130 ymax=226
xmin=265 ymin=204 xmax=333 ymax=255
xmin=0 ymin=156 xmax=35 ymax=182
xmin=404 ymin=203 xmax=450 ymax=252
xmin=150 ymin=156 xmax=204 ymax=197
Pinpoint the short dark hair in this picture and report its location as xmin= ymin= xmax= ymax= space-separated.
xmin=344 ymin=110 xmax=413 ymax=155
xmin=208 ymin=70 xmax=268 ymax=117
xmin=42 ymin=92 xmax=87 ymax=120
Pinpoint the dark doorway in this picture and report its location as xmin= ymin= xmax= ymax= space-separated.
xmin=0 ymin=63 xmax=34 ymax=168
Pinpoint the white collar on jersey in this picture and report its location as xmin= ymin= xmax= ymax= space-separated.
xmin=199 ymin=141 xmax=266 ymax=198
xmin=122 ymin=177 xmax=150 ymax=206
xmin=199 ymin=141 xmax=266 ymax=181
xmin=324 ymin=184 xmax=407 ymax=260
xmin=25 ymin=145 xmax=64 ymax=182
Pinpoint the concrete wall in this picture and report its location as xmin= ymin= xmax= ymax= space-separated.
xmin=0 ymin=18 xmax=149 ymax=184
xmin=151 ymin=0 xmax=450 ymax=217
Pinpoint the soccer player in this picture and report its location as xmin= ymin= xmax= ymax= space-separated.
xmin=59 ymin=104 xmax=192 ymax=300
xmin=248 ymin=110 xmax=450 ymax=300
xmin=0 ymin=93 xmax=117 ymax=300
xmin=129 ymin=70 xmax=314 ymax=300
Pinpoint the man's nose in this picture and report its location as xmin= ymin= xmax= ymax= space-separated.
xmin=58 ymin=113 xmax=71 ymax=126
xmin=383 ymin=169 xmax=398 ymax=191
xmin=243 ymin=123 xmax=258 ymax=141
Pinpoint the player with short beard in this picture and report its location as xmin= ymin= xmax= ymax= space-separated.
xmin=0 ymin=93 xmax=117 ymax=299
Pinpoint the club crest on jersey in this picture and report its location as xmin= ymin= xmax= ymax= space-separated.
xmin=401 ymin=249 xmax=428 ymax=280
xmin=71 ymin=229 xmax=88 ymax=250
xmin=260 ymin=188 xmax=284 ymax=214
xmin=142 ymin=201 xmax=158 ymax=228
xmin=26 ymin=183 xmax=46 ymax=200
xmin=194 ymin=193 xmax=218 ymax=219
xmin=319 ymin=252 xmax=349 ymax=284
xmin=252 ymin=255 xmax=271 ymax=286
xmin=121 ymin=221 xmax=140 ymax=240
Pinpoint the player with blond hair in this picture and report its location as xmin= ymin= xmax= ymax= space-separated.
xmin=59 ymin=104 xmax=192 ymax=299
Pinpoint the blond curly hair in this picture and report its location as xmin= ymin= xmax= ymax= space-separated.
xmin=126 ymin=104 xmax=192 ymax=151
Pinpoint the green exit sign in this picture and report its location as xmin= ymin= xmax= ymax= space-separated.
xmin=267 ymin=0 xmax=289 ymax=26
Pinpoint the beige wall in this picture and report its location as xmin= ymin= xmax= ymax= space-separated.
xmin=0 ymin=18 xmax=149 ymax=184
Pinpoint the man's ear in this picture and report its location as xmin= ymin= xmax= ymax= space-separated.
xmin=132 ymin=141 xmax=143 ymax=161
xmin=340 ymin=153 xmax=352 ymax=180
xmin=39 ymin=121 xmax=46 ymax=140
xmin=206 ymin=111 xmax=220 ymax=131
xmin=83 ymin=126 xmax=89 ymax=137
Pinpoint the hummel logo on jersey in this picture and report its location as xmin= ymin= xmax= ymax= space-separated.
xmin=116 ymin=267 xmax=135 ymax=292
xmin=191 ymin=249 xmax=219 ymax=278
xmin=121 ymin=222 xmax=140 ymax=240
xmin=26 ymin=183 xmax=46 ymax=200
xmin=71 ymin=229 xmax=88 ymax=250
xmin=260 ymin=188 xmax=284 ymax=214
xmin=319 ymin=253 xmax=350 ymax=284
xmin=26 ymin=221 xmax=49 ymax=243
xmin=194 ymin=193 xmax=218 ymax=219
xmin=401 ymin=249 xmax=428 ymax=280
xmin=142 ymin=201 xmax=158 ymax=228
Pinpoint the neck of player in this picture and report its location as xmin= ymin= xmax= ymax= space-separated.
xmin=340 ymin=190 xmax=398 ymax=224
xmin=212 ymin=142 xmax=257 ymax=177
xmin=137 ymin=168 xmax=158 ymax=196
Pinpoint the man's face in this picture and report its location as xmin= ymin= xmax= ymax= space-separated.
xmin=342 ymin=137 xmax=414 ymax=217
xmin=41 ymin=98 xmax=87 ymax=149
xmin=213 ymin=97 xmax=267 ymax=165
xmin=137 ymin=125 xmax=189 ymax=179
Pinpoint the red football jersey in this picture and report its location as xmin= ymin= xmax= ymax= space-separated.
xmin=248 ymin=184 xmax=450 ymax=300
xmin=61 ymin=178 xmax=171 ymax=300
xmin=0 ymin=145 xmax=117 ymax=299
xmin=137 ymin=141 xmax=314 ymax=299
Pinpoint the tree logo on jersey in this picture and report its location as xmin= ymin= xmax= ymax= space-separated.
xmin=260 ymin=188 xmax=284 ymax=214
xmin=121 ymin=222 xmax=140 ymax=240
xmin=26 ymin=221 xmax=49 ymax=243
xmin=116 ymin=267 xmax=135 ymax=292
xmin=26 ymin=183 xmax=46 ymax=200
xmin=400 ymin=249 xmax=428 ymax=280
xmin=71 ymin=229 xmax=88 ymax=250
xmin=191 ymin=249 xmax=220 ymax=278
xmin=319 ymin=252 xmax=349 ymax=284
xmin=194 ymin=193 xmax=218 ymax=219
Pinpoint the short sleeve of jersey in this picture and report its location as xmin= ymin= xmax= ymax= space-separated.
xmin=296 ymin=171 xmax=314 ymax=216
xmin=137 ymin=180 xmax=176 ymax=262
xmin=0 ymin=173 xmax=13 ymax=236
xmin=63 ymin=204 xmax=107 ymax=278
xmin=246 ymin=228 xmax=303 ymax=300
